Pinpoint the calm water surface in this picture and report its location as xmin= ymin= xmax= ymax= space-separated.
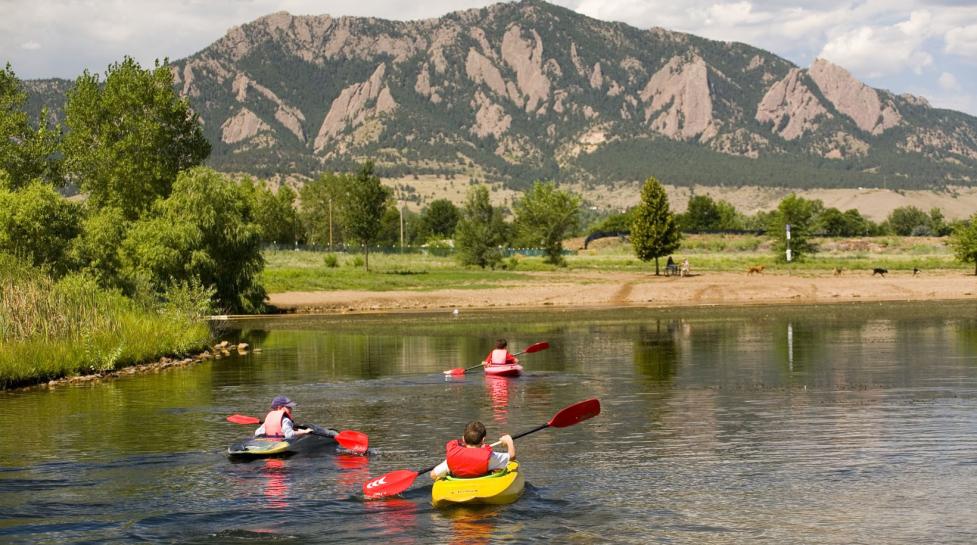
xmin=3 ymin=302 xmax=977 ymax=544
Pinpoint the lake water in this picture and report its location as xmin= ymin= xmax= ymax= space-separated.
xmin=2 ymin=302 xmax=977 ymax=544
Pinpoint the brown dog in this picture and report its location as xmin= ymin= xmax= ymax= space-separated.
xmin=747 ymin=265 xmax=765 ymax=275
xmin=834 ymin=267 xmax=843 ymax=276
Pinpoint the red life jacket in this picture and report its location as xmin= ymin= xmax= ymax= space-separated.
xmin=263 ymin=408 xmax=292 ymax=438
xmin=486 ymin=349 xmax=515 ymax=365
xmin=445 ymin=439 xmax=492 ymax=478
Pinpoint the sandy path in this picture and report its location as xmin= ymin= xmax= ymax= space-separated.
xmin=267 ymin=270 xmax=977 ymax=314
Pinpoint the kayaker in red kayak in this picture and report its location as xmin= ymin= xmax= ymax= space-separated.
xmin=484 ymin=339 xmax=519 ymax=367
xmin=430 ymin=421 xmax=516 ymax=479
xmin=254 ymin=395 xmax=311 ymax=439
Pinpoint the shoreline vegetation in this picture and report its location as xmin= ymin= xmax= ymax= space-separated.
xmin=0 ymin=255 xmax=212 ymax=389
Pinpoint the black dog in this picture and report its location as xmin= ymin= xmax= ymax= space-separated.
xmin=872 ymin=268 xmax=888 ymax=277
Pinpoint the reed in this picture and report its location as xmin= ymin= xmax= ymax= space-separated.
xmin=0 ymin=255 xmax=211 ymax=388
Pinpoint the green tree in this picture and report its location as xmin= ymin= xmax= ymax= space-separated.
xmin=299 ymin=172 xmax=349 ymax=247
xmin=0 ymin=180 xmax=80 ymax=273
xmin=63 ymin=57 xmax=210 ymax=220
xmin=455 ymin=185 xmax=507 ymax=268
xmin=69 ymin=206 xmax=128 ymax=287
xmin=630 ymin=177 xmax=681 ymax=275
xmin=513 ymin=181 xmax=581 ymax=265
xmin=886 ymin=206 xmax=930 ymax=236
xmin=929 ymin=208 xmax=951 ymax=236
xmin=680 ymin=194 xmax=722 ymax=233
xmin=245 ymin=179 xmax=302 ymax=245
xmin=340 ymin=161 xmax=391 ymax=270
xmin=769 ymin=194 xmax=821 ymax=261
xmin=420 ymin=198 xmax=460 ymax=239
xmin=0 ymin=64 xmax=63 ymax=188
xmin=120 ymin=167 xmax=265 ymax=313
xmin=818 ymin=207 xmax=872 ymax=237
xmin=950 ymin=214 xmax=977 ymax=275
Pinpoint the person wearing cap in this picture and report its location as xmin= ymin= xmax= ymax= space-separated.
xmin=254 ymin=396 xmax=311 ymax=439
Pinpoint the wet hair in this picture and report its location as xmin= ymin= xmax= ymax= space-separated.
xmin=463 ymin=421 xmax=487 ymax=445
xmin=494 ymin=339 xmax=508 ymax=349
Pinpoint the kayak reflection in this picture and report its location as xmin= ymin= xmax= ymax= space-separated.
xmin=485 ymin=376 xmax=510 ymax=426
xmin=445 ymin=507 xmax=497 ymax=545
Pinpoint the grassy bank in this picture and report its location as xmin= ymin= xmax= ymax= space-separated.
xmin=262 ymin=235 xmax=960 ymax=293
xmin=0 ymin=255 xmax=211 ymax=389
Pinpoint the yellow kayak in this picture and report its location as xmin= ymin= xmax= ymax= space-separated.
xmin=431 ymin=461 xmax=524 ymax=508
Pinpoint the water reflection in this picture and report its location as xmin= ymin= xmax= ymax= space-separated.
xmin=484 ymin=377 xmax=510 ymax=426
xmin=260 ymin=459 xmax=289 ymax=510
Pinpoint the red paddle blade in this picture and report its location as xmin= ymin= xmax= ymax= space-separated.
xmin=226 ymin=414 xmax=261 ymax=425
xmin=444 ymin=368 xmax=465 ymax=375
xmin=363 ymin=469 xmax=420 ymax=499
xmin=336 ymin=430 xmax=369 ymax=454
xmin=548 ymin=398 xmax=601 ymax=428
xmin=523 ymin=341 xmax=550 ymax=354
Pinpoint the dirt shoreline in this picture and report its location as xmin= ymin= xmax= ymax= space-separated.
xmin=267 ymin=270 xmax=977 ymax=314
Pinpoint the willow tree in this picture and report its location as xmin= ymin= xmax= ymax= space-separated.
xmin=950 ymin=213 xmax=977 ymax=275
xmin=630 ymin=176 xmax=681 ymax=275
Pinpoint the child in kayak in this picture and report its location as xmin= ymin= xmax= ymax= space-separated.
xmin=484 ymin=339 xmax=518 ymax=367
xmin=254 ymin=395 xmax=311 ymax=440
xmin=430 ymin=421 xmax=515 ymax=479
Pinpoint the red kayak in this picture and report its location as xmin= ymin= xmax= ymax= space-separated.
xmin=484 ymin=363 xmax=523 ymax=377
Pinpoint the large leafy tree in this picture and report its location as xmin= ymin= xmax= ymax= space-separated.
xmin=420 ymin=198 xmax=460 ymax=240
xmin=514 ymin=181 xmax=581 ymax=265
xmin=340 ymin=161 xmax=391 ymax=270
xmin=768 ymin=194 xmax=822 ymax=262
xmin=886 ymin=206 xmax=931 ymax=236
xmin=243 ymin=179 xmax=302 ymax=245
xmin=120 ymin=167 xmax=265 ymax=313
xmin=0 ymin=180 xmax=80 ymax=273
xmin=0 ymin=64 xmax=63 ymax=188
xmin=630 ymin=176 xmax=681 ymax=275
xmin=455 ymin=185 xmax=507 ymax=268
xmin=950 ymin=214 xmax=977 ymax=275
xmin=299 ymin=171 xmax=349 ymax=247
xmin=63 ymin=57 xmax=210 ymax=220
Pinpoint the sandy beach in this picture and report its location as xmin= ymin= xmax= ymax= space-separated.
xmin=267 ymin=269 xmax=977 ymax=313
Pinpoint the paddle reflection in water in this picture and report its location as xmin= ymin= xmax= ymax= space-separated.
xmin=260 ymin=459 xmax=289 ymax=510
xmin=362 ymin=497 xmax=419 ymax=544
xmin=445 ymin=507 xmax=498 ymax=545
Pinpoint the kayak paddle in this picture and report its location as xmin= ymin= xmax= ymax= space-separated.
xmin=225 ymin=414 xmax=369 ymax=454
xmin=362 ymin=397 xmax=600 ymax=500
xmin=443 ymin=341 xmax=550 ymax=376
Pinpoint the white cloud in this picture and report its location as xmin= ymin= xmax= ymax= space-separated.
xmin=19 ymin=41 xmax=41 ymax=50
xmin=939 ymin=71 xmax=961 ymax=91
xmin=819 ymin=11 xmax=936 ymax=77
xmin=945 ymin=24 xmax=977 ymax=58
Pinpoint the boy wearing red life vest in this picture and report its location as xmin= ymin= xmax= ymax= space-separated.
xmin=254 ymin=395 xmax=312 ymax=439
xmin=484 ymin=339 xmax=518 ymax=367
xmin=429 ymin=421 xmax=515 ymax=480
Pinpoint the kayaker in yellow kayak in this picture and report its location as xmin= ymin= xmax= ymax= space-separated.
xmin=430 ymin=421 xmax=515 ymax=479
xmin=254 ymin=395 xmax=312 ymax=439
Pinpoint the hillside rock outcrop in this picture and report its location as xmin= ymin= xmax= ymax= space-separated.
xmin=640 ymin=55 xmax=716 ymax=140
xmin=809 ymin=58 xmax=901 ymax=135
xmin=756 ymin=68 xmax=830 ymax=140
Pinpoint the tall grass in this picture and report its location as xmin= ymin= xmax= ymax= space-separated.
xmin=0 ymin=255 xmax=211 ymax=388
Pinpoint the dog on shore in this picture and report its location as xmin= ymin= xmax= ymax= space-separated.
xmin=834 ymin=267 xmax=843 ymax=276
xmin=872 ymin=267 xmax=888 ymax=277
xmin=747 ymin=265 xmax=765 ymax=275
xmin=913 ymin=267 xmax=920 ymax=276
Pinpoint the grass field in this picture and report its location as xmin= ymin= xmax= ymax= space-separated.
xmin=262 ymin=235 xmax=960 ymax=293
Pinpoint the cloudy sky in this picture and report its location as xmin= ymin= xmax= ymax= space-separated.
xmin=2 ymin=0 xmax=976 ymax=115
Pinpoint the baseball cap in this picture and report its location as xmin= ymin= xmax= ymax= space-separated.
xmin=271 ymin=395 xmax=296 ymax=409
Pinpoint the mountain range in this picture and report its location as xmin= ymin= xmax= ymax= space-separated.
xmin=24 ymin=0 xmax=977 ymax=192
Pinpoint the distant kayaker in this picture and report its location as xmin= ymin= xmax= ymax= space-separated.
xmin=254 ymin=395 xmax=311 ymax=440
xmin=430 ymin=421 xmax=515 ymax=480
xmin=485 ymin=339 xmax=518 ymax=366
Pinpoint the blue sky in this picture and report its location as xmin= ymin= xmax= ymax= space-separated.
xmin=2 ymin=0 xmax=976 ymax=116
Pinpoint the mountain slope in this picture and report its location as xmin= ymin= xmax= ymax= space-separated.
xmin=24 ymin=0 xmax=977 ymax=190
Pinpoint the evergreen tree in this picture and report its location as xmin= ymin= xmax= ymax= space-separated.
xmin=420 ymin=198 xmax=460 ymax=240
xmin=630 ymin=177 xmax=681 ymax=275
xmin=340 ymin=161 xmax=391 ymax=270
xmin=455 ymin=185 xmax=507 ymax=268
